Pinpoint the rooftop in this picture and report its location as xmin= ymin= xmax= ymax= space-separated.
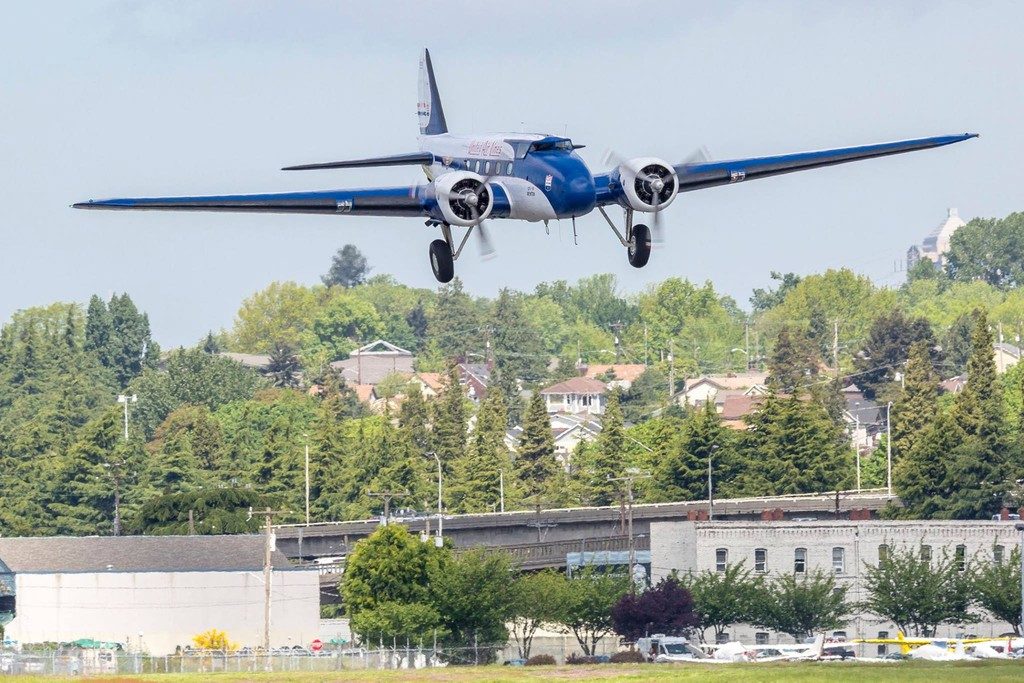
xmin=583 ymin=364 xmax=647 ymax=383
xmin=0 ymin=535 xmax=296 ymax=574
xmin=540 ymin=377 xmax=609 ymax=395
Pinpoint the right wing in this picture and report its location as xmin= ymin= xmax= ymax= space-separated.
xmin=73 ymin=186 xmax=426 ymax=217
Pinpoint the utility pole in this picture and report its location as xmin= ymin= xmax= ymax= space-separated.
xmin=744 ymin=322 xmax=751 ymax=371
xmin=643 ymin=323 xmax=649 ymax=367
xmin=608 ymin=469 xmax=651 ymax=592
xmin=303 ymin=435 xmax=311 ymax=526
xmin=117 ymin=394 xmax=137 ymax=441
xmin=610 ymin=322 xmax=624 ymax=363
xmin=833 ymin=320 xmax=840 ymax=384
xmin=112 ymin=394 xmax=136 ymax=537
xmin=368 ymin=490 xmax=407 ymax=526
xmin=886 ymin=401 xmax=893 ymax=496
xmin=668 ymin=339 xmax=675 ymax=400
xmin=708 ymin=445 xmax=719 ymax=521
xmin=247 ymin=507 xmax=289 ymax=656
xmin=499 ymin=471 xmax=505 ymax=513
xmin=427 ymin=452 xmax=443 ymax=547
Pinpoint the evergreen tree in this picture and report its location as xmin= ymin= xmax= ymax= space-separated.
xmin=431 ymin=366 xmax=467 ymax=476
xmin=581 ymin=392 xmax=626 ymax=506
xmin=852 ymin=309 xmax=937 ymax=400
xmin=84 ymin=294 xmax=113 ymax=364
xmin=451 ymin=387 xmax=510 ymax=512
xmin=767 ymin=326 xmax=820 ymax=393
xmin=894 ymin=415 xmax=958 ymax=518
xmin=107 ymin=293 xmax=159 ymax=387
xmin=515 ymin=392 xmax=556 ymax=499
xmin=202 ymin=331 xmax=221 ymax=354
xmin=491 ymin=289 xmax=547 ymax=406
xmin=890 ymin=341 xmax=940 ymax=463
xmin=397 ymin=384 xmax=432 ymax=455
xmin=427 ymin=278 xmax=481 ymax=362
xmin=654 ymin=400 xmax=729 ymax=502
xmin=266 ymin=344 xmax=301 ymax=388
xmin=322 ymin=244 xmax=370 ymax=288
xmin=942 ymin=310 xmax=1010 ymax=518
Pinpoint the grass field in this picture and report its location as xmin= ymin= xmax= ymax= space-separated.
xmin=6 ymin=660 xmax=1024 ymax=683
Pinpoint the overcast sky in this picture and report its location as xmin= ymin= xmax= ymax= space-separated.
xmin=2 ymin=1 xmax=1021 ymax=347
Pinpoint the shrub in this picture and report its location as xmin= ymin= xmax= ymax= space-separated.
xmin=566 ymin=652 xmax=601 ymax=665
xmin=609 ymin=650 xmax=645 ymax=664
xmin=525 ymin=654 xmax=557 ymax=666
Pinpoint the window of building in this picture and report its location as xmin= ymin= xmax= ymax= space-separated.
xmin=921 ymin=544 xmax=932 ymax=562
xmin=994 ymin=545 xmax=1005 ymax=564
xmin=832 ymin=547 xmax=845 ymax=574
xmin=833 ymin=631 xmax=847 ymax=640
xmin=878 ymin=544 xmax=889 ymax=563
xmin=755 ymin=632 xmax=769 ymax=645
xmin=754 ymin=548 xmax=767 ymax=573
xmin=955 ymin=544 xmax=966 ymax=572
xmin=715 ymin=548 xmax=728 ymax=573
xmin=716 ymin=632 xmax=730 ymax=644
xmin=877 ymin=631 xmax=889 ymax=656
xmin=794 ymin=547 xmax=806 ymax=574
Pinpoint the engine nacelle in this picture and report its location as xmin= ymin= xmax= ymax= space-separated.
xmin=433 ymin=172 xmax=493 ymax=227
xmin=617 ymin=157 xmax=678 ymax=213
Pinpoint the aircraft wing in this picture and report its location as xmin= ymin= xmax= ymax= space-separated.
xmin=672 ymin=133 xmax=977 ymax=192
xmin=73 ymin=186 xmax=426 ymax=217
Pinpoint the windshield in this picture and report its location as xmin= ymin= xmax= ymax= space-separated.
xmin=530 ymin=139 xmax=574 ymax=153
xmin=663 ymin=643 xmax=691 ymax=655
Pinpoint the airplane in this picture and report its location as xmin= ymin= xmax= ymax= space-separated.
xmin=856 ymin=631 xmax=1023 ymax=657
xmin=74 ymin=49 xmax=978 ymax=284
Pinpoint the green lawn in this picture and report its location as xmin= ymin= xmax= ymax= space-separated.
xmin=7 ymin=660 xmax=1024 ymax=683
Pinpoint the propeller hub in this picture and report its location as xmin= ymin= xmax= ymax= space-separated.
xmin=465 ymin=193 xmax=479 ymax=207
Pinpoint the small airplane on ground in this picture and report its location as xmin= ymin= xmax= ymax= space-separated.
xmin=857 ymin=631 xmax=1023 ymax=659
xmin=75 ymin=49 xmax=977 ymax=283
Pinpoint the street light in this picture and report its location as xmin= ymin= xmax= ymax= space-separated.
xmin=427 ymin=451 xmax=443 ymax=547
xmin=886 ymin=402 xmax=893 ymax=496
xmin=116 ymin=394 xmax=137 ymax=440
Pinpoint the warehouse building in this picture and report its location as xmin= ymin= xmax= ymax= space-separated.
xmin=651 ymin=520 xmax=1022 ymax=653
xmin=0 ymin=535 xmax=319 ymax=655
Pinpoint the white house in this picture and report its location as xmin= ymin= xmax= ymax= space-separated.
xmin=0 ymin=536 xmax=319 ymax=655
xmin=994 ymin=342 xmax=1021 ymax=374
xmin=677 ymin=372 xmax=769 ymax=408
xmin=540 ymin=377 xmax=608 ymax=415
xmin=906 ymin=208 xmax=966 ymax=268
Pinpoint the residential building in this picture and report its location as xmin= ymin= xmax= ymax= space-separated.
xmin=907 ymin=208 xmax=966 ymax=268
xmin=677 ymin=372 xmax=769 ymax=409
xmin=581 ymin=364 xmax=647 ymax=390
xmin=505 ymin=413 xmax=602 ymax=470
xmin=215 ymin=352 xmax=272 ymax=370
xmin=651 ymin=519 xmax=1021 ymax=651
xmin=540 ymin=377 xmax=608 ymax=415
xmin=0 ymin=536 xmax=318 ymax=655
xmin=842 ymin=384 xmax=883 ymax=453
xmin=994 ymin=342 xmax=1021 ymax=374
xmin=458 ymin=363 xmax=492 ymax=401
xmin=330 ymin=340 xmax=414 ymax=385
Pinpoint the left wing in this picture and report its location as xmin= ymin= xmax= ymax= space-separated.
xmin=673 ymin=133 xmax=977 ymax=192
xmin=73 ymin=186 xmax=426 ymax=217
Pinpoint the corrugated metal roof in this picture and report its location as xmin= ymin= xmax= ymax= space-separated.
xmin=0 ymin=535 xmax=296 ymax=574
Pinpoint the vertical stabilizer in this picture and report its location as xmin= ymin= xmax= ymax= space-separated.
xmin=418 ymin=49 xmax=448 ymax=136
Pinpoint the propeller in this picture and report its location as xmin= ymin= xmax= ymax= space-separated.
xmin=458 ymin=175 xmax=497 ymax=260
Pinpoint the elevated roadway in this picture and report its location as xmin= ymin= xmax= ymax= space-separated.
xmin=278 ymin=489 xmax=895 ymax=562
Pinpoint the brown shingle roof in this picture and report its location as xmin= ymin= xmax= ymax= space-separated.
xmin=540 ymin=377 xmax=608 ymax=395
xmin=583 ymin=364 xmax=647 ymax=383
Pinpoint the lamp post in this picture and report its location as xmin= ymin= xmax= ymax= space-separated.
xmin=886 ymin=402 xmax=893 ymax=496
xmin=116 ymin=394 xmax=137 ymax=440
xmin=427 ymin=452 xmax=443 ymax=547
xmin=708 ymin=444 xmax=719 ymax=521
xmin=303 ymin=433 xmax=310 ymax=526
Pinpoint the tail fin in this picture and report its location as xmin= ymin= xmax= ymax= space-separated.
xmin=418 ymin=49 xmax=448 ymax=136
xmin=897 ymin=631 xmax=911 ymax=655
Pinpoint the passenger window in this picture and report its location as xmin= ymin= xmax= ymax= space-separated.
xmin=474 ymin=160 xmax=481 ymax=173
xmin=506 ymin=162 xmax=513 ymax=175
xmin=485 ymin=161 xmax=491 ymax=174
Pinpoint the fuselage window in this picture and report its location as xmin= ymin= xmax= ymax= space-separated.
xmin=474 ymin=160 xmax=481 ymax=173
xmin=485 ymin=161 xmax=491 ymax=175
xmin=506 ymin=162 xmax=513 ymax=175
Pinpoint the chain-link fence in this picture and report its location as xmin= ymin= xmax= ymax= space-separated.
xmin=0 ymin=636 xmax=623 ymax=675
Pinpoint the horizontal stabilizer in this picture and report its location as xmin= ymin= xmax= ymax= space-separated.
xmin=282 ymin=152 xmax=434 ymax=171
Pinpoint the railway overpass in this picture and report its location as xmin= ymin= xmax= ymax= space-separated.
xmin=277 ymin=489 xmax=895 ymax=566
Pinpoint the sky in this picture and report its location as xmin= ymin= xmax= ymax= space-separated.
xmin=2 ymin=1 xmax=1022 ymax=347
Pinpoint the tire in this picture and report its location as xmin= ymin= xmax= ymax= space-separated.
xmin=628 ymin=224 xmax=651 ymax=268
xmin=429 ymin=239 xmax=455 ymax=283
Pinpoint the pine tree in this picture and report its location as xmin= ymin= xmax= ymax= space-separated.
xmin=941 ymin=310 xmax=1010 ymax=518
xmin=428 ymin=279 xmax=481 ymax=362
xmin=431 ymin=366 xmax=467 ymax=476
xmin=767 ymin=326 xmax=820 ymax=393
xmin=582 ymin=392 xmax=626 ymax=506
xmin=107 ymin=293 xmax=159 ymax=387
xmin=890 ymin=341 xmax=940 ymax=463
xmin=894 ymin=415 xmax=958 ymax=518
xmin=491 ymin=288 xmax=547 ymax=390
xmin=84 ymin=294 xmax=113 ymax=365
xmin=516 ymin=391 xmax=556 ymax=499
xmin=450 ymin=387 xmax=510 ymax=512
xmin=654 ymin=400 xmax=728 ymax=502
xmin=398 ymin=384 xmax=432 ymax=455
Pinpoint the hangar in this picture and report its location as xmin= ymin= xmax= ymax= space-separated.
xmin=0 ymin=535 xmax=318 ymax=655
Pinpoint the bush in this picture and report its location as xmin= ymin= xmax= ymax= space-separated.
xmin=609 ymin=650 xmax=646 ymax=664
xmin=566 ymin=652 xmax=601 ymax=665
xmin=525 ymin=654 xmax=557 ymax=666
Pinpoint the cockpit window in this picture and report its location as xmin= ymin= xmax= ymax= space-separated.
xmin=530 ymin=138 xmax=574 ymax=153
xmin=507 ymin=141 xmax=533 ymax=159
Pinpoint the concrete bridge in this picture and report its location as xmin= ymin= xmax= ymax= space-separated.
xmin=278 ymin=489 xmax=894 ymax=564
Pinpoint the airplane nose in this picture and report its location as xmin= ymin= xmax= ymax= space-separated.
xmin=565 ymin=173 xmax=596 ymax=216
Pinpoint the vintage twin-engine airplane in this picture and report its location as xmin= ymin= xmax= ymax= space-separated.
xmin=74 ymin=49 xmax=977 ymax=283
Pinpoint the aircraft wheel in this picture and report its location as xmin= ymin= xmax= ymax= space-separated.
xmin=429 ymin=239 xmax=455 ymax=283
xmin=628 ymin=224 xmax=651 ymax=268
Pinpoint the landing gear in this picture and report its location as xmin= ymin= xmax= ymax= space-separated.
xmin=429 ymin=239 xmax=454 ymax=283
xmin=628 ymin=224 xmax=651 ymax=268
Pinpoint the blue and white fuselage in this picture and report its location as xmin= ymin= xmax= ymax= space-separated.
xmin=74 ymin=48 xmax=977 ymax=283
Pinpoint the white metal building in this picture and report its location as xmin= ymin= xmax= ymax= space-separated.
xmin=0 ymin=535 xmax=319 ymax=655
xmin=651 ymin=520 xmax=1022 ymax=654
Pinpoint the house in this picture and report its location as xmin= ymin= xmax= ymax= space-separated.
xmin=458 ymin=362 xmax=492 ymax=401
xmin=0 ymin=536 xmax=318 ymax=655
xmin=906 ymin=208 xmax=966 ymax=268
xmin=677 ymin=372 xmax=769 ymax=408
xmin=842 ymin=384 xmax=883 ymax=453
xmin=719 ymin=394 xmax=766 ymax=430
xmin=939 ymin=374 xmax=967 ymax=394
xmin=410 ymin=372 xmax=445 ymax=398
xmin=505 ymin=413 xmax=603 ymax=471
xmin=581 ymin=364 xmax=647 ymax=390
xmin=215 ymin=352 xmax=272 ymax=370
xmin=330 ymin=340 xmax=414 ymax=385
xmin=994 ymin=342 xmax=1021 ymax=374
xmin=540 ymin=377 xmax=608 ymax=415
